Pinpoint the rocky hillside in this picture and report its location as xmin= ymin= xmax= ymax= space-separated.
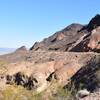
xmin=0 ymin=14 xmax=100 ymax=100
xmin=30 ymin=14 xmax=100 ymax=53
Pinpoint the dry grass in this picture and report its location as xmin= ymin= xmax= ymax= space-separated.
xmin=0 ymin=85 xmax=44 ymax=100
xmin=0 ymin=82 xmax=74 ymax=100
xmin=0 ymin=61 xmax=8 ymax=75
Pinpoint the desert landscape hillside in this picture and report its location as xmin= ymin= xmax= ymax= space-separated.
xmin=0 ymin=14 xmax=100 ymax=100
xmin=30 ymin=14 xmax=100 ymax=53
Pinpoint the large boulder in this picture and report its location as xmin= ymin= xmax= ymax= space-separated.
xmin=76 ymin=89 xmax=90 ymax=99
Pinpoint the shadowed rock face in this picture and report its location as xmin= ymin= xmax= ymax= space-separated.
xmin=65 ymin=55 xmax=100 ymax=93
xmin=30 ymin=14 xmax=100 ymax=53
xmin=86 ymin=14 xmax=100 ymax=31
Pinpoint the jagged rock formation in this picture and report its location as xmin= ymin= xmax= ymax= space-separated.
xmin=30 ymin=23 xmax=84 ymax=51
xmin=86 ymin=14 xmax=100 ymax=31
xmin=30 ymin=14 xmax=100 ymax=53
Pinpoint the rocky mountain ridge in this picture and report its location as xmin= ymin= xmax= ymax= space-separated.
xmin=0 ymin=14 xmax=100 ymax=100
xmin=30 ymin=14 xmax=100 ymax=53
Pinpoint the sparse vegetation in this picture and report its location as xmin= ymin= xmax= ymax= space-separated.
xmin=44 ymin=81 xmax=74 ymax=100
xmin=0 ymin=81 xmax=75 ymax=100
xmin=52 ymin=86 xmax=72 ymax=100
xmin=0 ymin=85 xmax=44 ymax=100
xmin=0 ymin=60 xmax=8 ymax=75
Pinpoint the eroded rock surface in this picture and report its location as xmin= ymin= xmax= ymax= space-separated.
xmin=30 ymin=14 xmax=100 ymax=53
xmin=0 ymin=51 xmax=98 ymax=92
xmin=88 ymin=27 xmax=100 ymax=52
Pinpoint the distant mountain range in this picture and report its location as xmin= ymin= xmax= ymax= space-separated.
xmin=0 ymin=48 xmax=16 ymax=55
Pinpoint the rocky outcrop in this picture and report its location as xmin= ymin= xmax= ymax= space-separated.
xmin=30 ymin=14 xmax=100 ymax=53
xmin=67 ymin=15 xmax=100 ymax=52
xmin=87 ymin=27 xmax=100 ymax=52
xmin=86 ymin=14 xmax=100 ymax=31
xmin=65 ymin=55 xmax=100 ymax=94
xmin=30 ymin=23 xmax=84 ymax=51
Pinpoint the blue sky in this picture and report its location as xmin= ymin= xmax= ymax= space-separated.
xmin=0 ymin=0 xmax=100 ymax=48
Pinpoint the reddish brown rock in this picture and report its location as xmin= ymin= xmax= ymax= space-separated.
xmin=88 ymin=27 xmax=100 ymax=51
xmin=30 ymin=14 xmax=100 ymax=53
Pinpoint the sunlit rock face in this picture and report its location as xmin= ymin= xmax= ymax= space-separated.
xmin=88 ymin=27 xmax=100 ymax=52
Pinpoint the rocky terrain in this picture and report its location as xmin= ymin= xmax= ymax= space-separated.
xmin=0 ymin=14 xmax=100 ymax=100
xmin=30 ymin=14 xmax=100 ymax=52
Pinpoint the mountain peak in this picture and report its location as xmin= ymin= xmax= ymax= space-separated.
xmin=87 ymin=14 xmax=100 ymax=31
xmin=16 ymin=46 xmax=27 ymax=52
